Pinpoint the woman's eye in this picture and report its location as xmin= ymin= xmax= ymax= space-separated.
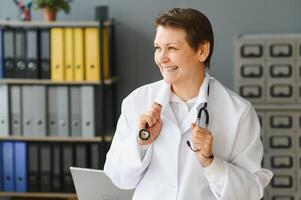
xmin=154 ymin=46 xmax=161 ymax=51
xmin=168 ymin=46 xmax=177 ymax=50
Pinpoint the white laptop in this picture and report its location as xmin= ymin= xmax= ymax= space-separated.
xmin=70 ymin=167 xmax=134 ymax=200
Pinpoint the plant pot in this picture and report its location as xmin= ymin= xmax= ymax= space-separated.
xmin=43 ymin=8 xmax=57 ymax=21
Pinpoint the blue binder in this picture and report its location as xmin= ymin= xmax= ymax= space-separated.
xmin=0 ymin=28 xmax=3 ymax=79
xmin=0 ymin=142 xmax=3 ymax=191
xmin=14 ymin=142 xmax=27 ymax=192
xmin=3 ymin=141 xmax=15 ymax=192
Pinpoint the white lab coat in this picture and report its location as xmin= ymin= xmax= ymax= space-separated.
xmin=104 ymin=75 xmax=273 ymax=200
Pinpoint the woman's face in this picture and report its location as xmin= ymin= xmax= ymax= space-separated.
xmin=154 ymin=26 xmax=205 ymax=86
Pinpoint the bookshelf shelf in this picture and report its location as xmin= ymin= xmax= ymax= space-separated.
xmin=0 ymin=136 xmax=103 ymax=142
xmin=0 ymin=76 xmax=119 ymax=85
xmin=0 ymin=20 xmax=113 ymax=28
xmin=0 ymin=192 xmax=77 ymax=198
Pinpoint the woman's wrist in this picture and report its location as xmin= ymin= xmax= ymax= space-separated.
xmin=200 ymin=154 xmax=214 ymax=167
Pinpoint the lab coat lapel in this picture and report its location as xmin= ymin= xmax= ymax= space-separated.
xmin=154 ymin=81 xmax=178 ymax=127
xmin=180 ymin=76 xmax=210 ymax=133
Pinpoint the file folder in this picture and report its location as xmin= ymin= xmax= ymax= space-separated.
xmin=3 ymin=141 xmax=14 ymax=192
xmin=74 ymin=28 xmax=85 ymax=81
xmin=90 ymin=142 xmax=105 ymax=170
xmin=64 ymin=28 xmax=74 ymax=81
xmin=81 ymin=86 xmax=95 ymax=136
xmin=52 ymin=143 xmax=62 ymax=192
xmin=0 ymin=28 xmax=3 ymax=78
xmin=3 ymin=29 xmax=15 ymax=78
xmin=27 ymin=142 xmax=39 ymax=192
xmin=40 ymin=142 xmax=52 ymax=192
xmin=40 ymin=29 xmax=51 ymax=79
xmin=70 ymin=86 xmax=81 ymax=136
xmin=32 ymin=85 xmax=47 ymax=136
xmin=102 ymin=27 xmax=110 ymax=78
xmin=14 ymin=142 xmax=27 ymax=192
xmin=85 ymin=28 xmax=100 ymax=81
xmin=51 ymin=28 xmax=65 ymax=80
xmin=10 ymin=85 xmax=22 ymax=136
xmin=15 ymin=29 xmax=27 ymax=78
xmin=0 ymin=142 xmax=3 ymax=190
xmin=0 ymin=85 xmax=10 ymax=136
xmin=22 ymin=85 xmax=33 ymax=136
xmin=62 ymin=143 xmax=75 ymax=192
xmin=57 ymin=86 xmax=69 ymax=136
xmin=75 ymin=143 xmax=88 ymax=168
xmin=47 ymin=86 xmax=58 ymax=136
xmin=26 ymin=29 xmax=39 ymax=79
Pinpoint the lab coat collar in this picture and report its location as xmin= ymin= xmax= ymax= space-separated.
xmin=154 ymin=73 xmax=212 ymax=133
xmin=194 ymin=73 xmax=211 ymax=109
xmin=153 ymin=80 xmax=171 ymax=109
xmin=153 ymin=81 xmax=178 ymax=126
xmin=154 ymin=73 xmax=211 ymax=108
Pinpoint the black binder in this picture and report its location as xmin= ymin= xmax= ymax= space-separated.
xmin=90 ymin=142 xmax=105 ymax=169
xmin=39 ymin=29 xmax=50 ymax=79
xmin=62 ymin=143 xmax=75 ymax=192
xmin=52 ymin=143 xmax=62 ymax=192
xmin=26 ymin=29 xmax=39 ymax=79
xmin=15 ymin=29 xmax=27 ymax=78
xmin=40 ymin=142 xmax=52 ymax=192
xmin=3 ymin=29 xmax=15 ymax=78
xmin=27 ymin=142 xmax=40 ymax=192
xmin=75 ymin=143 xmax=88 ymax=168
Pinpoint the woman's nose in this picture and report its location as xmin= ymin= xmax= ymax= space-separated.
xmin=158 ymin=50 xmax=169 ymax=63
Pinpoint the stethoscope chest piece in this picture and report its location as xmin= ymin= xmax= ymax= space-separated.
xmin=139 ymin=123 xmax=151 ymax=141
xmin=139 ymin=129 xmax=151 ymax=140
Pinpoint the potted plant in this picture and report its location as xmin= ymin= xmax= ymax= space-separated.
xmin=33 ymin=0 xmax=72 ymax=21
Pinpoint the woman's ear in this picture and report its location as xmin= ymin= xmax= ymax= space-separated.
xmin=198 ymin=41 xmax=210 ymax=63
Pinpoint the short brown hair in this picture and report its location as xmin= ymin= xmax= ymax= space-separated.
xmin=155 ymin=8 xmax=214 ymax=68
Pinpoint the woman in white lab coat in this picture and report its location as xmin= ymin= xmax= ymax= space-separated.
xmin=104 ymin=8 xmax=273 ymax=200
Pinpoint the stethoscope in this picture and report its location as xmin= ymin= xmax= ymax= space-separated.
xmin=186 ymin=81 xmax=210 ymax=152
xmin=139 ymin=80 xmax=210 ymax=150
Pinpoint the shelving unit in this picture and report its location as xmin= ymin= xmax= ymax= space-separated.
xmin=235 ymin=33 xmax=301 ymax=199
xmin=0 ymin=18 xmax=116 ymax=199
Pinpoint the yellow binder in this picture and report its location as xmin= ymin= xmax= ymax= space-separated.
xmin=50 ymin=28 xmax=65 ymax=81
xmin=64 ymin=28 xmax=74 ymax=81
xmin=74 ymin=28 xmax=85 ymax=81
xmin=84 ymin=28 xmax=100 ymax=81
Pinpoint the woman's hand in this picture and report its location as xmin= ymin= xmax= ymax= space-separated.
xmin=137 ymin=102 xmax=162 ymax=145
xmin=191 ymin=123 xmax=214 ymax=167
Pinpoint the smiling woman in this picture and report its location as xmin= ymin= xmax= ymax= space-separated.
xmin=104 ymin=7 xmax=273 ymax=200
xmin=154 ymin=26 xmax=208 ymax=101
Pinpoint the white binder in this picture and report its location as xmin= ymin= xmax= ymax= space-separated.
xmin=10 ymin=85 xmax=22 ymax=135
xmin=32 ymin=85 xmax=47 ymax=136
xmin=47 ymin=86 xmax=58 ymax=136
xmin=81 ymin=86 xmax=95 ymax=137
xmin=22 ymin=85 xmax=33 ymax=136
xmin=57 ymin=86 xmax=69 ymax=136
xmin=0 ymin=85 xmax=10 ymax=136
xmin=70 ymin=86 xmax=81 ymax=136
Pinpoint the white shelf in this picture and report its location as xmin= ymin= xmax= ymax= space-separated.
xmin=0 ymin=136 xmax=103 ymax=142
xmin=0 ymin=20 xmax=112 ymax=28
xmin=0 ymin=76 xmax=119 ymax=85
